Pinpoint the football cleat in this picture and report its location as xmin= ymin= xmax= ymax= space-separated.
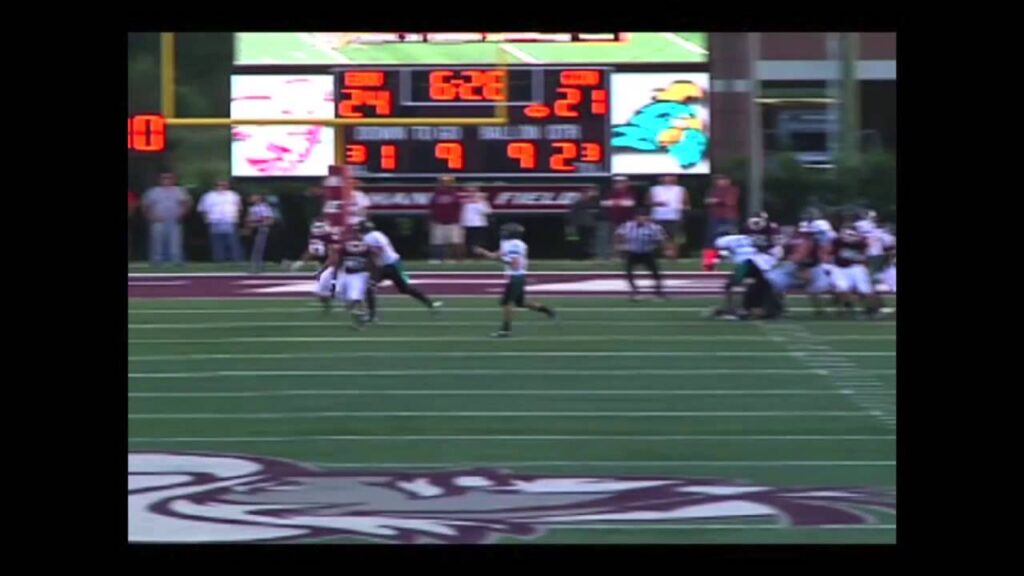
xmin=491 ymin=330 xmax=511 ymax=338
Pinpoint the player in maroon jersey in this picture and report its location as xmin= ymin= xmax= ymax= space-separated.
xmin=310 ymin=218 xmax=344 ymax=312
xmin=831 ymin=219 xmax=881 ymax=317
xmin=336 ymin=230 xmax=375 ymax=328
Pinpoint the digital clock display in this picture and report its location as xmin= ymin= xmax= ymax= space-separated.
xmin=335 ymin=66 xmax=610 ymax=177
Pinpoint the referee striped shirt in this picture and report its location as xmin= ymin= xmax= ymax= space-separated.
xmin=616 ymin=220 xmax=666 ymax=254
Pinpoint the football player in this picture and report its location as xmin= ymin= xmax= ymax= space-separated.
xmin=473 ymin=222 xmax=557 ymax=338
xmin=795 ymin=208 xmax=838 ymax=314
xmin=310 ymin=220 xmax=344 ymax=313
xmin=832 ymin=215 xmax=882 ymax=317
xmin=713 ymin=211 xmax=783 ymax=317
xmin=337 ymin=230 xmax=374 ymax=328
xmin=358 ymin=220 xmax=442 ymax=322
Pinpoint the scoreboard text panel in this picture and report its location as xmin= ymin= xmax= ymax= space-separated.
xmin=337 ymin=66 xmax=610 ymax=177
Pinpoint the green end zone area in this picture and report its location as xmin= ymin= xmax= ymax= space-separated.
xmin=129 ymin=295 xmax=896 ymax=543
xmin=234 ymin=33 xmax=709 ymax=65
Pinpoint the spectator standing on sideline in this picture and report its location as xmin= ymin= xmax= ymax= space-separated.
xmin=128 ymin=190 xmax=139 ymax=261
xmin=461 ymin=187 xmax=492 ymax=258
xmin=142 ymin=172 xmax=191 ymax=267
xmin=648 ymin=175 xmax=689 ymax=260
xmin=615 ymin=208 xmax=670 ymax=301
xmin=602 ymin=177 xmax=637 ymax=256
xmin=244 ymin=194 xmax=275 ymax=274
xmin=703 ymin=175 xmax=741 ymax=271
xmin=429 ymin=175 xmax=464 ymax=263
xmin=567 ymin=187 xmax=599 ymax=260
xmin=198 ymin=180 xmax=243 ymax=263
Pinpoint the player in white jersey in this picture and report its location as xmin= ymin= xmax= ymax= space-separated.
xmin=357 ymin=220 xmax=441 ymax=323
xmin=473 ymin=222 xmax=557 ymax=338
xmin=709 ymin=222 xmax=783 ymax=320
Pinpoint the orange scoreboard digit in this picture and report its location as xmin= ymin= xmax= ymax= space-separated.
xmin=127 ymin=114 xmax=167 ymax=153
xmin=336 ymin=66 xmax=611 ymax=177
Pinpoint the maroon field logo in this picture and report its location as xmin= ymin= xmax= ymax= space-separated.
xmin=129 ymin=451 xmax=896 ymax=543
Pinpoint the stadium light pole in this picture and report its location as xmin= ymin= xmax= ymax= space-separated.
xmin=747 ymin=32 xmax=763 ymax=216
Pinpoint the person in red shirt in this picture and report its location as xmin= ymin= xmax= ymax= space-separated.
xmin=429 ymin=175 xmax=464 ymax=263
xmin=602 ymin=176 xmax=637 ymax=230
xmin=703 ymin=175 xmax=741 ymax=271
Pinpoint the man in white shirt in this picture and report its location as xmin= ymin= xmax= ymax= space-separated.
xmin=647 ymin=175 xmax=689 ymax=260
xmin=460 ymin=187 xmax=492 ymax=257
xmin=198 ymin=180 xmax=243 ymax=263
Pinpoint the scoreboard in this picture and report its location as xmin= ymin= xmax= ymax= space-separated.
xmin=335 ymin=66 xmax=610 ymax=177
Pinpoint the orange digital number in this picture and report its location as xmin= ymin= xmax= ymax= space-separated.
xmin=381 ymin=145 xmax=397 ymax=171
xmin=590 ymin=89 xmax=607 ymax=115
xmin=339 ymin=89 xmax=365 ymax=118
xmin=459 ymin=70 xmax=484 ymax=101
xmin=430 ymin=70 xmax=456 ymax=101
xmin=346 ymin=144 xmax=368 ymax=164
xmin=435 ymin=142 xmax=464 ymax=170
xmin=506 ymin=141 xmax=537 ymax=169
xmin=554 ymin=87 xmax=581 ymax=118
xmin=581 ymin=142 xmax=602 ymax=162
xmin=483 ymin=70 xmax=506 ymax=101
xmin=550 ymin=141 xmax=579 ymax=172
xmin=366 ymin=89 xmax=392 ymax=116
xmin=130 ymin=114 xmax=166 ymax=152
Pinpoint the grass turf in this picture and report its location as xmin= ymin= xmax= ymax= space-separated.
xmin=128 ymin=295 xmax=895 ymax=543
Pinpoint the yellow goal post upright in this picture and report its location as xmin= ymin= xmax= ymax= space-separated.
xmin=158 ymin=32 xmax=511 ymax=236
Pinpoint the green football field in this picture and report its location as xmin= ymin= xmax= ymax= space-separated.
xmin=129 ymin=292 xmax=896 ymax=544
xmin=234 ymin=33 xmax=709 ymax=65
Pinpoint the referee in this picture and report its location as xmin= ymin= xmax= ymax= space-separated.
xmin=615 ymin=207 xmax=670 ymax=301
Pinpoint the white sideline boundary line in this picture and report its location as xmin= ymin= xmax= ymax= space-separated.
xmin=128 ymin=321 xmax=898 ymax=332
xmin=128 ymin=434 xmax=896 ymax=442
xmin=129 ymin=336 xmax=897 ymax=344
xmin=128 ymin=369 xmax=890 ymax=378
xmin=129 ymin=411 xmax=873 ymax=419
xmin=309 ymin=460 xmax=896 ymax=467
xmin=500 ymin=43 xmax=540 ymax=63
xmin=128 ymin=389 xmax=893 ymax=397
xmin=660 ymin=32 xmax=710 ymax=55
xmin=128 ymin=351 xmax=895 ymax=361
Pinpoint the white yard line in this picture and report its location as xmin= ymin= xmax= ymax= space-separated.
xmin=128 ymin=389 xmax=891 ymax=397
xmin=128 ymin=434 xmax=895 ymax=442
xmin=128 ymin=411 xmax=872 ymax=419
xmin=128 ymin=351 xmax=895 ymax=361
xmin=761 ymin=323 xmax=896 ymax=428
xmin=128 ymin=320 xmax=899 ymax=331
xmin=500 ymin=43 xmax=541 ymax=63
xmin=660 ymin=32 xmax=710 ymax=55
xmin=309 ymin=460 xmax=896 ymax=467
xmin=128 ymin=368 xmax=891 ymax=378
xmin=129 ymin=335 xmax=894 ymax=344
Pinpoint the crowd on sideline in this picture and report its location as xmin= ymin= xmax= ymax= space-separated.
xmin=127 ymin=172 xmax=745 ymax=269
